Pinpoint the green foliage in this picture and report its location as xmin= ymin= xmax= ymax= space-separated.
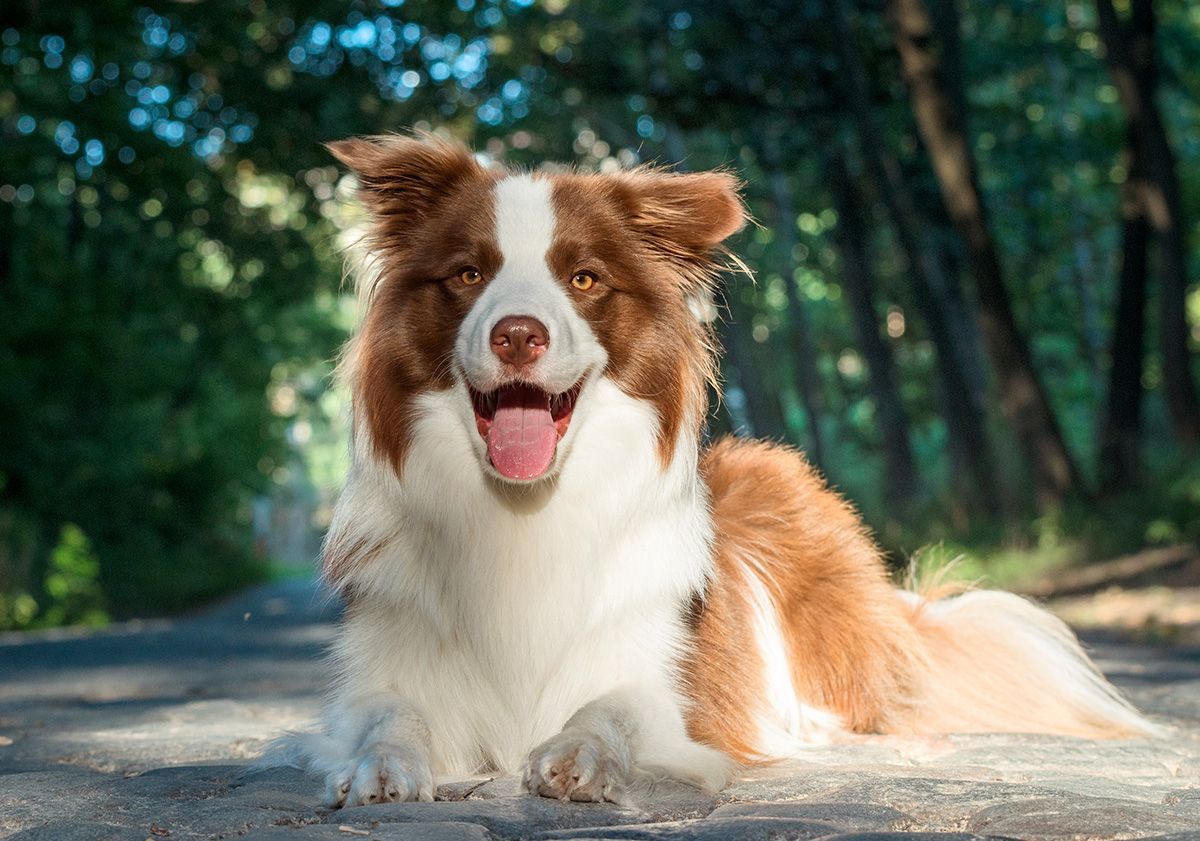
xmin=895 ymin=458 xmax=1200 ymax=591
xmin=40 ymin=523 xmax=107 ymax=627
xmin=1 ymin=0 xmax=1197 ymax=626
xmin=0 ymin=523 xmax=107 ymax=630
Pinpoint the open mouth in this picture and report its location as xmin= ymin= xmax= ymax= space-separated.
xmin=470 ymin=382 xmax=582 ymax=481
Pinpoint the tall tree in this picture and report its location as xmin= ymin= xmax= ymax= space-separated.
xmin=887 ymin=0 xmax=1082 ymax=509
xmin=829 ymin=149 xmax=919 ymax=508
xmin=1095 ymin=0 xmax=1200 ymax=447
xmin=1099 ymin=150 xmax=1151 ymax=493
xmin=716 ymin=288 xmax=789 ymax=442
xmin=1097 ymin=2 xmax=1155 ymax=493
xmin=826 ymin=0 xmax=999 ymax=516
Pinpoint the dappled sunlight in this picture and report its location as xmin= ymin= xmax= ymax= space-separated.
xmin=1054 ymin=586 xmax=1200 ymax=646
xmin=3 ymin=1 xmax=1200 ymax=627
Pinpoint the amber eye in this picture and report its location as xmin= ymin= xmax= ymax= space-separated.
xmin=570 ymin=271 xmax=596 ymax=291
xmin=458 ymin=268 xmax=483 ymax=286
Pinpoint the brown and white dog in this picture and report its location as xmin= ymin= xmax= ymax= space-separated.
xmin=278 ymin=133 xmax=1157 ymax=807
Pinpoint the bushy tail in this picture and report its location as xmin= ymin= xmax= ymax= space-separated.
xmin=898 ymin=589 xmax=1162 ymax=738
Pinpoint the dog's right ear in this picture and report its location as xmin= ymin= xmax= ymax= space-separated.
xmin=326 ymin=133 xmax=486 ymax=218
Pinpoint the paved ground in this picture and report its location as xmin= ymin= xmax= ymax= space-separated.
xmin=1 ymin=580 xmax=1199 ymax=841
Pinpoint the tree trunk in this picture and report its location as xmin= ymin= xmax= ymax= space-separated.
xmin=1099 ymin=144 xmax=1151 ymax=494
xmin=826 ymin=0 xmax=999 ymax=516
xmin=829 ymin=151 xmax=919 ymax=508
xmin=1095 ymin=0 xmax=1200 ymax=446
xmin=717 ymin=287 xmax=787 ymax=441
xmin=887 ymin=0 xmax=1082 ymax=509
xmin=764 ymin=157 xmax=828 ymax=471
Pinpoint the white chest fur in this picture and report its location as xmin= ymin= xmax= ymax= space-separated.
xmin=324 ymin=378 xmax=713 ymax=775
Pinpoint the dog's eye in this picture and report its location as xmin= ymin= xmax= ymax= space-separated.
xmin=570 ymin=271 xmax=596 ymax=292
xmin=458 ymin=268 xmax=484 ymax=286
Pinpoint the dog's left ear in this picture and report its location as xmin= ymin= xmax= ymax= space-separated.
xmin=613 ymin=168 xmax=747 ymax=257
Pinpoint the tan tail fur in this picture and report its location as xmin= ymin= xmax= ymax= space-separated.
xmin=895 ymin=588 xmax=1161 ymax=738
xmin=683 ymin=437 xmax=1160 ymax=761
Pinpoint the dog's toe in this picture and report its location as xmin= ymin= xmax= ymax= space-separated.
xmin=525 ymin=730 xmax=629 ymax=804
xmin=331 ymin=750 xmax=433 ymax=807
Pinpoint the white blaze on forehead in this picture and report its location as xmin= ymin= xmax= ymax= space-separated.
xmin=454 ymin=174 xmax=607 ymax=394
xmin=494 ymin=174 xmax=555 ymax=269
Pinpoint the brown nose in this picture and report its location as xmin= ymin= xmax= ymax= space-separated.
xmin=490 ymin=315 xmax=549 ymax=367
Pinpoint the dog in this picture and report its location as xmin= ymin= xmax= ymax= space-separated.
xmin=276 ymin=133 xmax=1158 ymax=808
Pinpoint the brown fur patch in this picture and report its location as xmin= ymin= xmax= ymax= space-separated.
xmin=680 ymin=564 xmax=771 ymax=762
xmin=331 ymin=135 xmax=501 ymax=477
xmin=547 ymin=170 xmax=739 ymax=458
xmin=548 ymin=170 xmax=744 ymax=461
xmin=683 ymin=437 xmax=928 ymax=757
xmin=688 ymin=438 xmax=1153 ymax=748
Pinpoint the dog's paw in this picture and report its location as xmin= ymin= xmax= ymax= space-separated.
xmin=324 ymin=747 xmax=434 ymax=808
xmin=523 ymin=728 xmax=632 ymax=804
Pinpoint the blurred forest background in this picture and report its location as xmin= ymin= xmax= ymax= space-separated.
xmin=1 ymin=0 xmax=1199 ymax=630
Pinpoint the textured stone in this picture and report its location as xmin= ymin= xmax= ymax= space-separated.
xmin=7 ymin=825 xmax=148 ymax=841
xmin=241 ymin=822 xmax=495 ymax=840
xmin=0 ymin=767 xmax=124 ymax=832
xmin=3 ymin=582 xmax=1200 ymax=841
xmin=328 ymin=797 xmax=645 ymax=839
xmin=965 ymin=794 xmax=1200 ymax=839
xmin=529 ymin=816 xmax=849 ymax=839
xmin=707 ymin=800 xmax=909 ymax=829
xmin=812 ymin=836 xmax=1006 ymax=841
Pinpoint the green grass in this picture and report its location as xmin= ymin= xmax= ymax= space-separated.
xmin=882 ymin=459 xmax=1200 ymax=593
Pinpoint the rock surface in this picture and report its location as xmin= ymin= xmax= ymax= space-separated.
xmin=1 ymin=580 xmax=1198 ymax=840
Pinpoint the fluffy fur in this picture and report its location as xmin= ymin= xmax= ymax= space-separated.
xmin=269 ymin=133 xmax=1159 ymax=808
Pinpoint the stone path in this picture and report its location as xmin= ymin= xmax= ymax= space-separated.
xmin=1 ymin=580 xmax=1199 ymax=840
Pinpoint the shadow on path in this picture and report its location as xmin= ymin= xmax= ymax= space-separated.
xmin=0 ymin=580 xmax=339 ymax=775
xmin=2 ymin=581 xmax=1200 ymax=840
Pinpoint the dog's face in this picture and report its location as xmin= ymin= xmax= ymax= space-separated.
xmin=330 ymin=135 xmax=744 ymax=484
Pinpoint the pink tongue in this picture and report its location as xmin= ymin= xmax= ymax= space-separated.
xmin=487 ymin=386 xmax=558 ymax=480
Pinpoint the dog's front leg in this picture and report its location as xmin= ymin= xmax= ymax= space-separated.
xmin=321 ymin=693 xmax=435 ymax=808
xmin=523 ymin=687 xmax=732 ymax=804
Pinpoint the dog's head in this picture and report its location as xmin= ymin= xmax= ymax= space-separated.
xmin=330 ymin=133 xmax=745 ymax=485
